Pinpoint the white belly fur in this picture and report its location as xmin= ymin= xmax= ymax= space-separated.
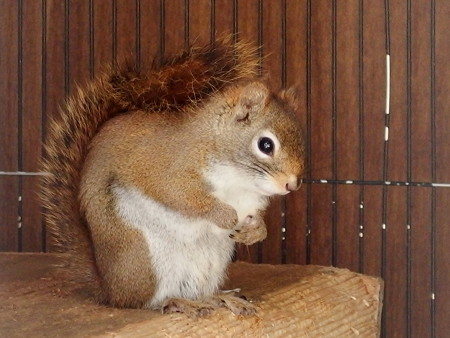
xmin=113 ymin=185 xmax=235 ymax=307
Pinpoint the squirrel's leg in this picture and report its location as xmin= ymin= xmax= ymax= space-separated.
xmin=230 ymin=212 xmax=267 ymax=245
xmin=82 ymin=190 xmax=157 ymax=308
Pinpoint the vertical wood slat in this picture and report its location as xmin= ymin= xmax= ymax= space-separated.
xmin=411 ymin=188 xmax=432 ymax=337
xmin=139 ymin=0 xmax=160 ymax=72
xmin=116 ymin=0 xmax=137 ymax=63
xmin=435 ymin=1 xmax=450 ymax=336
xmin=163 ymin=0 xmax=185 ymax=56
xmin=0 ymin=0 xmax=19 ymax=251
xmin=213 ymin=0 xmax=234 ymax=39
xmin=385 ymin=187 xmax=408 ymax=337
xmin=309 ymin=0 xmax=333 ymax=266
xmin=21 ymin=0 xmax=44 ymax=252
xmin=67 ymin=0 xmax=90 ymax=94
xmin=335 ymin=0 xmax=360 ymax=271
xmin=93 ymin=0 xmax=113 ymax=74
xmin=44 ymin=0 xmax=65 ymax=249
xmin=361 ymin=0 xmax=385 ymax=281
xmin=188 ymin=0 xmax=210 ymax=45
xmin=409 ymin=0 xmax=433 ymax=336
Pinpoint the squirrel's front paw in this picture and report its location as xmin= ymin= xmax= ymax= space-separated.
xmin=229 ymin=215 xmax=267 ymax=245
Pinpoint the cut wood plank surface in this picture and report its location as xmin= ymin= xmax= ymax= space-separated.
xmin=0 ymin=253 xmax=382 ymax=337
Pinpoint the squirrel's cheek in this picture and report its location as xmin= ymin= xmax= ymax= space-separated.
xmin=254 ymin=178 xmax=287 ymax=197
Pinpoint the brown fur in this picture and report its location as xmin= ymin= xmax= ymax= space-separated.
xmin=40 ymin=36 xmax=305 ymax=310
xmin=77 ymin=81 xmax=304 ymax=307
xmin=40 ymin=38 xmax=260 ymax=302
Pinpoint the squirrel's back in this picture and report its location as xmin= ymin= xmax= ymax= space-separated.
xmin=40 ymin=38 xmax=260 ymax=290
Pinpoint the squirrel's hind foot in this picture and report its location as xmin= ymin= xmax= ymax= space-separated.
xmin=210 ymin=292 xmax=258 ymax=316
xmin=160 ymin=293 xmax=257 ymax=317
xmin=161 ymin=298 xmax=215 ymax=317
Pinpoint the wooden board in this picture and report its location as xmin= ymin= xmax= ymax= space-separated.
xmin=0 ymin=253 xmax=382 ymax=337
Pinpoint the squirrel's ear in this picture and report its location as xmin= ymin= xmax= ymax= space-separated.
xmin=236 ymin=82 xmax=269 ymax=121
xmin=279 ymin=87 xmax=300 ymax=111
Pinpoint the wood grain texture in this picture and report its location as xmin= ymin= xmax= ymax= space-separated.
xmin=139 ymin=0 xmax=161 ymax=71
xmin=116 ymin=0 xmax=137 ymax=63
xmin=411 ymin=188 xmax=432 ymax=338
xmin=385 ymin=187 xmax=408 ymax=337
xmin=44 ymin=0 xmax=65 ymax=123
xmin=0 ymin=0 xmax=19 ymax=252
xmin=188 ymin=0 xmax=211 ymax=45
xmin=92 ymin=0 xmax=113 ymax=73
xmin=362 ymin=186 xmax=383 ymax=277
xmin=335 ymin=0 xmax=360 ymax=272
xmin=435 ymin=1 xmax=450 ymax=335
xmin=163 ymin=0 xmax=186 ymax=56
xmin=212 ymin=0 xmax=234 ymax=39
xmin=362 ymin=0 xmax=385 ymax=181
xmin=436 ymin=190 xmax=450 ymax=337
xmin=435 ymin=1 xmax=450 ymax=183
xmin=410 ymin=0 xmax=432 ymax=183
xmin=20 ymin=0 xmax=44 ymax=252
xmin=0 ymin=177 xmax=19 ymax=252
xmin=68 ymin=0 xmax=90 ymax=93
xmin=308 ymin=1 xmax=333 ymax=267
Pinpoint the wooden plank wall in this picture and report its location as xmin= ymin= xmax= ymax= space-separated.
xmin=0 ymin=0 xmax=449 ymax=336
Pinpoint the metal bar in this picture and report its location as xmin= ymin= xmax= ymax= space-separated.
xmin=301 ymin=178 xmax=450 ymax=188
xmin=0 ymin=171 xmax=51 ymax=176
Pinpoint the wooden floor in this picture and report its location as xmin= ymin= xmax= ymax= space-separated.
xmin=0 ymin=253 xmax=383 ymax=337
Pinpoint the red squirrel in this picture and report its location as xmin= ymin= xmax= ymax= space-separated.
xmin=40 ymin=38 xmax=305 ymax=316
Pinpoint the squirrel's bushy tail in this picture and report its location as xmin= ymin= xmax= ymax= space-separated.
xmin=40 ymin=38 xmax=260 ymax=289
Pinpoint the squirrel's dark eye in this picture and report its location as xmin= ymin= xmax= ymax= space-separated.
xmin=258 ymin=137 xmax=274 ymax=155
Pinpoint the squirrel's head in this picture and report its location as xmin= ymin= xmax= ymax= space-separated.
xmin=207 ymin=81 xmax=305 ymax=197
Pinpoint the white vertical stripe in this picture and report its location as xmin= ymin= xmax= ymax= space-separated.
xmin=385 ymin=54 xmax=391 ymax=115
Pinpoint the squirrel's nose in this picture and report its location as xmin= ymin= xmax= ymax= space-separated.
xmin=286 ymin=176 xmax=302 ymax=192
